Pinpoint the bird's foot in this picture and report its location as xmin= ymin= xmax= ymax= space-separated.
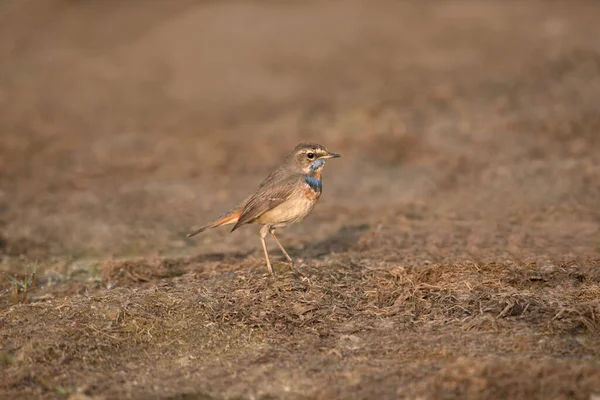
xmin=287 ymin=259 xmax=307 ymax=276
xmin=286 ymin=262 xmax=311 ymax=284
xmin=274 ymin=260 xmax=307 ymax=279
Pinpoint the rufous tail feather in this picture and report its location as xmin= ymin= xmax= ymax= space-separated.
xmin=187 ymin=210 xmax=241 ymax=237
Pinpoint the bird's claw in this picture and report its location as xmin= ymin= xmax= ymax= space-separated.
xmin=281 ymin=260 xmax=308 ymax=278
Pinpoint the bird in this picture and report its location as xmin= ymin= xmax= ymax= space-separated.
xmin=187 ymin=142 xmax=341 ymax=276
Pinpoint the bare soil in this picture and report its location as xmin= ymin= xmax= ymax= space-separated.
xmin=1 ymin=1 xmax=600 ymax=399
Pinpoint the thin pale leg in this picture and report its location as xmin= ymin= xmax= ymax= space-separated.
xmin=260 ymin=225 xmax=274 ymax=276
xmin=270 ymin=228 xmax=304 ymax=276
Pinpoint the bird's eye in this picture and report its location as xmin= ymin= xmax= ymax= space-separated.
xmin=307 ymin=152 xmax=315 ymax=159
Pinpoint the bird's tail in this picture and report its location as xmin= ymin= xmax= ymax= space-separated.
xmin=187 ymin=209 xmax=242 ymax=237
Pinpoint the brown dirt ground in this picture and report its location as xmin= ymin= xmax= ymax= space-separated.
xmin=1 ymin=1 xmax=600 ymax=399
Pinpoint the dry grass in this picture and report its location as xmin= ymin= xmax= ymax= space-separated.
xmin=2 ymin=257 xmax=599 ymax=398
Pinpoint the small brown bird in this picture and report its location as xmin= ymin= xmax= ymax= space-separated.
xmin=187 ymin=143 xmax=341 ymax=275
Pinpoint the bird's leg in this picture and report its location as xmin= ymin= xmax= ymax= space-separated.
xmin=260 ymin=225 xmax=274 ymax=276
xmin=269 ymin=229 xmax=293 ymax=263
xmin=269 ymin=228 xmax=304 ymax=276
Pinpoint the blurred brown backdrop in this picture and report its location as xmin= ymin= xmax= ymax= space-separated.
xmin=2 ymin=1 xmax=599 ymax=261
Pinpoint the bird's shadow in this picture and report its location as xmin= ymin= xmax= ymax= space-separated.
xmin=285 ymin=224 xmax=370 ymax=259
xmin=186 ymin=224 xmax=369 ymax=266
xmin=188 ymin=250 xmax=255 ymax=264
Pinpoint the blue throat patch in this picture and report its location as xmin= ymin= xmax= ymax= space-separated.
xmin=305 ymin=176 xmax=322 ymax=192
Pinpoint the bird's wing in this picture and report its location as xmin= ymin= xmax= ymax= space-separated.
xmin=231 ymin=175 xmax=301 ymax=231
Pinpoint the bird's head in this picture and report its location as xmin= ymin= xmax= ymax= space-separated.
xmin=288 ymin=142 xmax=341 ymax=176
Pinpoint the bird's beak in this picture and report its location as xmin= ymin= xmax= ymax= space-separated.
xmin=324 ymin=151 xmax=341 ymax=159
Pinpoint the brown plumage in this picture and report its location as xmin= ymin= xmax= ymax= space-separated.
xmin=187 ymin=142 xmax=341 ymax=276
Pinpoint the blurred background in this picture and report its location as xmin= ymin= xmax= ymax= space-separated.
xmin=1 ymin=0 xmax=599 ymax=263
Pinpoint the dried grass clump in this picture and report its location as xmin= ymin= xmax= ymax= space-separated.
xmin=405 ymin=357 xmax=600 ymax=400
xmin=101 ymin=257 xmax=186 ymax=288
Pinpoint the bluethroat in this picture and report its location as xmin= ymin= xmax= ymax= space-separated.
xmin=187 ymin=143 xmax=341 ymax=275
